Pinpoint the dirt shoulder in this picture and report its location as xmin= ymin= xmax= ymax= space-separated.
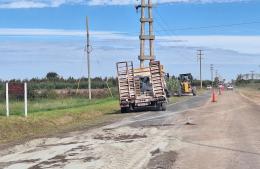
xmin=238 ymin=87 xmax=260 ymax=105
xmin=169 ymin=91 xmax=260 ymax=169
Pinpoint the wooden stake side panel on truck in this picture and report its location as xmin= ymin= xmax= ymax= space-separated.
xmin=116 ymin=60 xmax=167 ymax=113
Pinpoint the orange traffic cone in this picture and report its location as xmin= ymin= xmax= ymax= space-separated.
xmin=212 ymin=90 xmax=217 ymax=102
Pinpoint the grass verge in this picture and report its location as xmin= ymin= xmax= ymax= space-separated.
xmin=238 ymin=86 xmax=260 ymax=104
xmin=0 ymin=98 xmax=120 ymax=144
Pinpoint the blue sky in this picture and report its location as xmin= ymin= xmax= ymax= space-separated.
xmin=0 ymin=0 xmax=260 ymax=81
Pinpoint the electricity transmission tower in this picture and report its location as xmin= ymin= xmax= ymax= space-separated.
xmin=197 ymin=50 xmax=203 ymax=89
xmin=136 ymin=0 xmax=155 ymax=68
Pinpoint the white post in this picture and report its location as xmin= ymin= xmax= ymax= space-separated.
xmin=24 ymin=83 xmax=28 ymax=117
xmin=6 ymin=83 xmax=9 ymax=117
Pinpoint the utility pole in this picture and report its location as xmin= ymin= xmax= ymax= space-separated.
xmin=250 ymin=70 xmax=255 ymax=80
xmin=245 ymin=74 xmax=249 ymax=80
xmin=197 ymin=50 xmax=203 ymax=89
xmin=210 ymin=64 xmax=214 ymax=86
xmin=86 ymin=16 xmax=92 ymax=100
xmin=136 ymin=0 xmax=155 ymax=68
xmin=215 ymin=69 xmax=219 ymax=86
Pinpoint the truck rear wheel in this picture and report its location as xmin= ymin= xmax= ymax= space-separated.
xmin=192 ymin=89 xmax=197 ymax=96
xmin=162 ymin=103 xmax=166 ymax=111
xmin=156 ymin=103 xmax=166 ymax=111
xmin=178 ymin=86 xmax=182 ymax=97
xmin=121 ymin=107 xmax=129 ymax=113
xmin=155 ymin=103 xmax=162 ymax=111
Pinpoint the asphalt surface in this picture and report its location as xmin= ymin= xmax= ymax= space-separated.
xmin=0 ymin=91 xmax=259 ymax=169
xmin=105 ymin=92 xmax=210 ymax=129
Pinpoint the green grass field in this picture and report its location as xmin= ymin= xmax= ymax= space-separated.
xmin=0 ymin=97 xmax=117 ymax=116
xmin=0 ymin=97 xmax=120 ymax=144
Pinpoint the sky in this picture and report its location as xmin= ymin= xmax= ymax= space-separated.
xmin=0 ymin=0 xmax=260 ymax=81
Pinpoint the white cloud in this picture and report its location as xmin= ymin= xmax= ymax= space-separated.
xmin=157 ymin=35 xmax=260 ymax=55
xmin=0 ymin=28 xmax=259 ymax=80
xmin=0 ymin=0 xmax=250 ymax=8
xmin=0 ymin=28 xmax=135 ymax=40
xmin=0 ymin=0 xmax=85 ymax=9
xmin=0 ymin=38 xmax=259 ymax=80
xmin=1 ymin=28 xmax=260 ymax=55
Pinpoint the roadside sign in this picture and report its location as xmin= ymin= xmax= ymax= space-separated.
xmin=5 ymin=82 xmax=28 ymax=117
xmin=8 ymin=83 xmax=24 ymax=96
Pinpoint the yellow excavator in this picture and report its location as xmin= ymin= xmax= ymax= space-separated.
xmin=177 ymin=73 xmax=196 ymax=96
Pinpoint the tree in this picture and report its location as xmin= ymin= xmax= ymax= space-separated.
xmin=214 ymin=77 xmax=219 ymax=85
xmin=46 ymin=72 xmax=59 ymax=80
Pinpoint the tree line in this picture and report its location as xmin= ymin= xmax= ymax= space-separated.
xmin=0 ymin=72 xmax=225 ymax=101
xmin=0 ymin=72 xmax=117 ymax=90
xmin=0 ymin=72 xmax=118 ymax=100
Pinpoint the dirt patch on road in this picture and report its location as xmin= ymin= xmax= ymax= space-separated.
xmin=185 ymin=122 xmax=197 ymax=125
xmin=150 ymin=148 xmax=161 ymax=156
xmin=93 ymin=133 xmax=147 ymax=141
xmin=146 ymin=151 xmax=177 ymax=169
xmin=141 ymin=124 xmax=175 ymax=128
xmin=0 ymin=159 xmax=40 ymax=169
xmin=28 ymin=155 xmax=68 ymax=169
xmin=28 ymin=154 xmax=99 ymax=169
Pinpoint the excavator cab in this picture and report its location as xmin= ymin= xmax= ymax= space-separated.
xmin=178 ymin=73 xmax=196 ymax=96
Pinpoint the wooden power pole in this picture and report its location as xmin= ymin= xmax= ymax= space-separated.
xmin=250 ymin=70 xmax=255 ymax=80
xmin=86 ymin=16 xmax=91 ymax=100
xmin=210 ymin=64 xmax=214 ymax=86
xmin=197 ymin=50 xmax=203 ymax=89
xmin=137 ymin=0 xmax=155 ymax=68
xmin=215 ymin=70 xmax=218 ymax=80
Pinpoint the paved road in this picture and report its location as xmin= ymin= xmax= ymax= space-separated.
xmin=0 ymin=91 xmax=259 ymax=169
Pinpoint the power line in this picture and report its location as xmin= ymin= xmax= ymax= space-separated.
xmin=125 ymin=20 xmax=260 ymax=35
xmin=153 ymin=8 xmax=197 ymax=62
xmin=154 ymin=8 xmax=178 ymax=37
xmin=156 ymin=21 xmax=260 ymax=32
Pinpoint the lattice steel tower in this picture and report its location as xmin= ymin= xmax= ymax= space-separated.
xmin=136 ymin=0 xmax=155 ymax=68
